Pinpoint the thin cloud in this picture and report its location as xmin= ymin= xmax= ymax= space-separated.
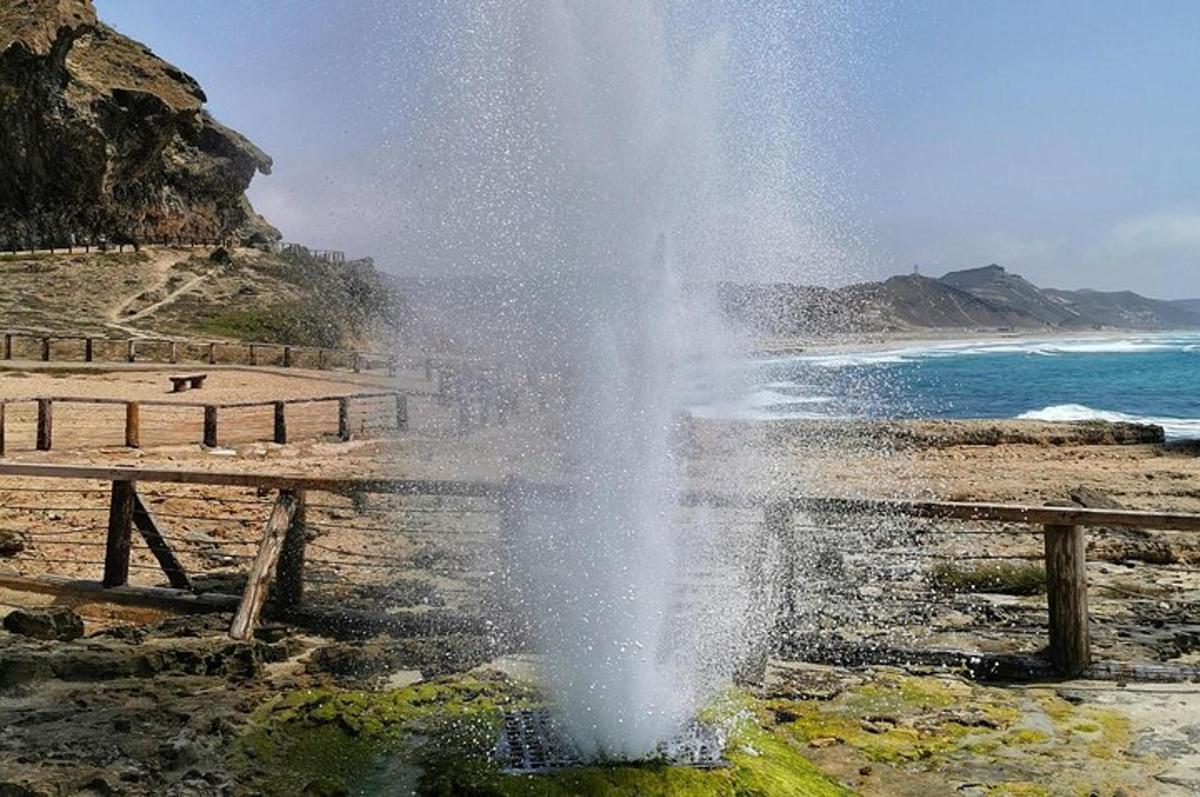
xmin=1096 ymin=210 xmax=1200 ymax=260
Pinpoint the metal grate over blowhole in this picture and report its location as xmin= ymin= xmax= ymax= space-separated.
xmin=495 ymin=708 xmax=728 ymax=774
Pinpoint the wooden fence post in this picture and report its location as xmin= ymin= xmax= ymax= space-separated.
xmin=317 ymin=348 xmax=326 ymax=369
xmin=273 ymin=401 xmax=287 ymax=444
xmin=230 ymin=490 xmax=299 ymax=639
xmin=394 ymin=394 xmax=408 ymax=432
xmin=36 ymin=399 xmax=52 ymax=451
xmin=203 ymin=405 xmax=218 ymax=448
xmin=103 ymin=480 xmax=136 ymax=587
xmin=168 ymin=341 xmax=178 ymax=364
xmin=208 ymin=341 xmax=217 ymax=365
xmin=132 ymin=491 xmax=191 ymax=590
xmin=352 ymin=352 xmax=361 ymax=373
xmin=275 ymin=489 xmax=307 ymax=610
xmin=125 ymin=402 xmax=140 ymax=448
xmin=84 ymin=337 xmax=93 ymax=363
xmin=1044 ymin=524 xmax=1090 ymax=676
xmin=40 ymin=337 xmax=50 ymax=362
xmin=126 ymin=339 xmax=136 ymax=363
xmin=283 ymin=346 xmax=292 ymax=368
xmin=0 ymin=404 xmax=5 ymax=457
xmin=249 ymin=344 xmax=257 ymax=366
xmin=337 ymin=397 xmax=351 ymax=441
xmin=3 ymin=333 xmax=10 ymax=360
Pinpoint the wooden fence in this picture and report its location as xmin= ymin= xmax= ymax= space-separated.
xmin=0 ymin=392 xmax=407 ymax=454
xmin=2 ymin=329 xmax=413 ymax=375
xmin=0 ymin=462 xmax=1196 ymax=677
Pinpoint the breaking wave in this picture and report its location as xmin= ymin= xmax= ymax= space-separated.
xmin=778 ymin=332 xmax=1200 ymax=369
xmin=1018 ymin=404 xmax=1200 ymax=440
xmin=687 ymin=387 xmax=836 ymax=420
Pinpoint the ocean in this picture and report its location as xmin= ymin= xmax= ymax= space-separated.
xmin=689 ymin=332 xmax=1200 ymax=439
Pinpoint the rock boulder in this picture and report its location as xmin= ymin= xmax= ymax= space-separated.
xmin=3 ymin=606 xmax=85 ymax=641
xmin=0 ymin=0 xmax=278 ymax=247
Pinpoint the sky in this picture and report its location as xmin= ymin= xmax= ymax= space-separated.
xmin=95 ymin=1 xmax=1200 ymax=298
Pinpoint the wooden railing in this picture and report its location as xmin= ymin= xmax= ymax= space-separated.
xmin=0 ymin=392 xmax=408 ymax=454
xmin=0 ymin=462 xmax=1195 ymax=677
xmin=770 ymin=495 xmax=1200 ymax=675
xmin=2 ymin=329 xmax=414 ymax=375
xmin=0 ymin=463 xmax=510 ymax=641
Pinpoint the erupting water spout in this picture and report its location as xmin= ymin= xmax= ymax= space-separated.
xmin=397 ymin=0 xmax=860 ymax=759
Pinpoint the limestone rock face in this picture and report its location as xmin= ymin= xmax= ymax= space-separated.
xmin=0 ymin=0 xmax=278 ymax=245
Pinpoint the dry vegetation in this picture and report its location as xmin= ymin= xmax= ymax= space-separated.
xmin=0 ymin=246 xmax=406 ymax=349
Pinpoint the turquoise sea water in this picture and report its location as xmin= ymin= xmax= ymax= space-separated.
xmin=692 ymin=332 xmax=1200 ymax=439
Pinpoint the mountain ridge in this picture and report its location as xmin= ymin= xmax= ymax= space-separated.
xmin=719 ymin=265 xmax=1200 ymax=335
xmin=1170 ymin=298 xmax=1200 ymax=315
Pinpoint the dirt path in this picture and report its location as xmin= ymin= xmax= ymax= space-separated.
xmin=105 ymin=247 xmax=214 ymax=337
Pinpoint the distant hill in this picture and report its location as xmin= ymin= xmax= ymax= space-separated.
xmin=939 ymin=265 xmax=1080 ymax=327
xmin=718 ymin=271 xmax=1048 ymax=334
xmin=841 ymin=274 xmax=1033 ymax=330
xmin=939 ymin=264 xmax=1198 ymax=331
xmin=1043 ymin=289 xmax=1200 ymax=330
xmin=0 ymin=246 xmax=406 ymax=348
xmin=719 ymin=264 xmax=1200 ymax=335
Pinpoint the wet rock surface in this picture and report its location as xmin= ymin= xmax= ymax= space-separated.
xmin=0 ymin=609 xmax=506 ymax=795
xmin=0 ymin=614 xmax=299 ymax=795
xmin=0 ymin=531 xmax=24 ymax=557
xmin=2 ymin=607 xmax=84 ymax=642
xmin=759 ymin=663 xmax=1200 ymax=796
xmin=305 ymin=634 xmax=495 ymax=684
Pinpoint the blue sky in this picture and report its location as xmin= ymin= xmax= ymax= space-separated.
xmin=95 ymin=1 xmax=1200 ymax=298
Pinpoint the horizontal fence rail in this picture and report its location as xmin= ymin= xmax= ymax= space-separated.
xmin=1 ymin=465 xmax=1199 ymax=529
xmin=0 ymin=393 xmax=408 ymax=454
xmin=0 ymin=462 xmax=1194 ymax=678
xmin=1 ymin=329 xmax=417 ymax=375
xmin=0 ymin=463 xmax=503 ymax=495
xmin=0 ymin=463 xmax=504 ymax=641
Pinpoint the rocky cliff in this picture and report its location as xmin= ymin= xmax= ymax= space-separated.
xmin=0 ymin=0 xmax=277 ymax=246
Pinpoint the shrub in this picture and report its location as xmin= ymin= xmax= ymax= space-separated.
xmin=930 ymin=561 xmax=1046 ymax=595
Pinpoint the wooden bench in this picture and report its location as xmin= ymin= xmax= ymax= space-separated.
xmin=168 ymin=373 xmax=208 ymax=392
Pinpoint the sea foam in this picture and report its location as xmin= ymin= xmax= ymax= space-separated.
xmin=1018 ymin=403 xmax=1200 ymax=439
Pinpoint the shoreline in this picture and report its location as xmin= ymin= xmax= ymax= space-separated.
xmin=750 ymin=326 xmax=1200 ymax=359
xmin=733 ymin=327 xmax=1200 ymax=440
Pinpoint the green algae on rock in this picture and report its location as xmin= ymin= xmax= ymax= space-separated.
xmin=233 ymin=676 xmax=854 ymax=796
xmin=232 ymin=668 xmax=1163 ymax=796
xmin=765 ymin=670 xmax=1150 ymax=795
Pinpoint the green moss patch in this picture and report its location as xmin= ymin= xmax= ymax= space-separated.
xmin=767 ymin=671 xmax=1142 ymax=794
xmin=234 ymin=677 xmax=853 ymax=796
xmin=930 ymin=561 xmax=1046 ymax=595
xmin=233 ymin=669 xmax=1147 ymax=796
